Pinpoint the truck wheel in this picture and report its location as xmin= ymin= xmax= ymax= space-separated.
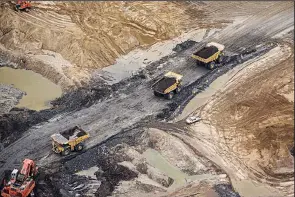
xmin=75 ymin=143 xmax=84 ymax=151
xmin=154 ymin=91 xmax=160 ymax=97
xmin=208 ymin=62 xmax=216 ymax=70
xmin=165 ymin=92 xmax=174 ymax=100
xmin=217 ymin=54 xmax=224 ymax=63
xmin=197 ymin=61 xmax=205 ymax=67
xmin=61 ymin=148 xmax=70 ymax=156
xmin=175 ymin=86 xmax=181 ymax=94
xmin=29 ymin=190 xmax=35 ymax=197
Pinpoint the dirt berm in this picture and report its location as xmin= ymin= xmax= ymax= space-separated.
xmin=0 ymin=1 xmax=224 ymax=90
xmin=0 ymin=1 xmax=294 ymax=197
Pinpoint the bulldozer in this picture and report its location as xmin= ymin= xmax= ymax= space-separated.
xmin=51 ymin=126 xmax=90 ymax=156
xmin=15 ymin=0 xmax=32 ymax=12
xmin=1 ymin=159 xmax=38 ymax=197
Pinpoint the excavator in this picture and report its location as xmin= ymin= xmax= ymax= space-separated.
xmin=1 ymin=159 xmax=38 ymax=197
xmin=15 ymin=0 xmax=32 ymax=12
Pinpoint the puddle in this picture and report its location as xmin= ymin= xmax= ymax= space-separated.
xmin=178 ymin=45 xmax=288 ymax=121
xmin=143 ymin=148 xmax=189 ymax=189
xmin=0 ymin=67 xmax=62 ymax=111
xmin=232 ymin=179 xmax=280 ymax=197
xmin=76 ymin=166 xmax=99 ymax=179
xmin=143 ymin=148 xmax=222 ymax=190
xmin=177 ymin=71 xmax=233 ymax=120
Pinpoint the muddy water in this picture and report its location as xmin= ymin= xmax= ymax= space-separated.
xmin=143 ymin=148 xmax=189 ymax=189
xmin=143 ymin=148 xmax=222 ymax=190
xmin=76 ymin=166 xmax=99 ymax=179
xmin=0 ymin=67 xmax=62 ymax=111
xmin=177 ymin=67 xmax=241 ymax=121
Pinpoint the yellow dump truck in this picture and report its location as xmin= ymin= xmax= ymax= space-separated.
xmin=51 ymin=126 xmax=90 ymax=156
xmin=191 ymin=42 xmax=225 ymax=70
xmin=152 ymin=71 xmax=183 ymax=100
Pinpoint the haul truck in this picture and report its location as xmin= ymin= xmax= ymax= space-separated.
xmin=192 ymin=42 xmax=225 ymax=70
xmin=152 ymin=71 xmax=183 ymax=100
xmin=51 ymin=126 xmax=90 ymax=156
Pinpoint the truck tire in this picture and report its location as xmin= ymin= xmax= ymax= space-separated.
xmin=29 ymin=190 xmax=35 ymax=197
xmin=208 ymin=61 xmax=216 ymax=70
xmin=197 ymin=61 xmax=204 ymax=67
xmin=61 ymin=148 xmax=71 ymax=156
xmin=75 ymin=143 xmax=84 ymax=151
xmin=154 ymin=91 xmax=161 ymax=97
xmin=175 ymin=86 xmax=181 ymax=94
xmin=165 ymin=92 xmax=174 ymax=100
xmin=217 ymin=54 xmax=224 ymax=63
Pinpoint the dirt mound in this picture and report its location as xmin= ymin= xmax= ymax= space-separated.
xmin=0 ymin=108 xmax=55 ymax=147
xmin=194 ymin=46 xmax=219 ymax=59
xmin=0 ymin=84 xmax=23 ymax=116
xmin=207 ymin=46 xmax=294 ymax=177
xmin=172 ymin=40 xmax=197 ymax=53
xmin=152 ymin=77 xmax=176 ymax=93
xmin=192 ymin=43 xmax=294 ymax=196
xmin=43 ymin=124 xmax=231 ymax=197
xmin=0 ymin=2 xmax=213 ymax=90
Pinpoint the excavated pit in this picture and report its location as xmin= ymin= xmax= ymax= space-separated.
xmin=26 ymin=43 xmax=276 ymax=197
xmin=0 ymin=2 xmax=293 ymax=197
xmin=0 ymin=1 xmax=226 ymax=91
xmin=39 ymin=125 xmax=236 ymax=197
xmin=0 ymin=42 xmax=274 ymax=148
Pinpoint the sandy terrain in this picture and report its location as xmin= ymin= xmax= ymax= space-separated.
xmin=0 ymin=1 xmax=225 ymax=90
xmin=203 ymin=45 xmax=294 ymax=196
xmin=0 ymin=1 xmax=293 ymax=197
xmin=173 ymin=41 xmax=294 ymax=196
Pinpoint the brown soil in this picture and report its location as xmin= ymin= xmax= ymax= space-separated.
xmin=187 ymin=41 xmax=294 ymax=196
xmin=0 ymin=2 xmax=293 ymax=197
xmin=205 ymin=45 xmax=294 ymax=178
xmin=0 ymin=1 xmax=222 ymax=90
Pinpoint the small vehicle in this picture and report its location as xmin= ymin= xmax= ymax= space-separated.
xmin=192 ymin=42 xmax=225 ymax=70
xmin=152 ymin=71 xmax=183 ymax=100
xmin=51 ymin=126 xmax=90 ymax=156
xmin=186 ymin=116 xmax=201 ymax=124
xmin=15 ymin=0 xmax=32 ymax=12
xmin=1 ymin=159 xmax=38 ymax=197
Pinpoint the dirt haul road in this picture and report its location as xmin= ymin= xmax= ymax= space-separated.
xmin=43 ymin=42 xmax=293 ymax=197
xmin=162 ymin=40 xmax=294 ymax=197
xmin=0 ymin=1 xmax=294 ymax=196
xmin=0 ymin=1 xmax=219 ymax=91
xmin=0 ymin=0 xmax=293 ymax=175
